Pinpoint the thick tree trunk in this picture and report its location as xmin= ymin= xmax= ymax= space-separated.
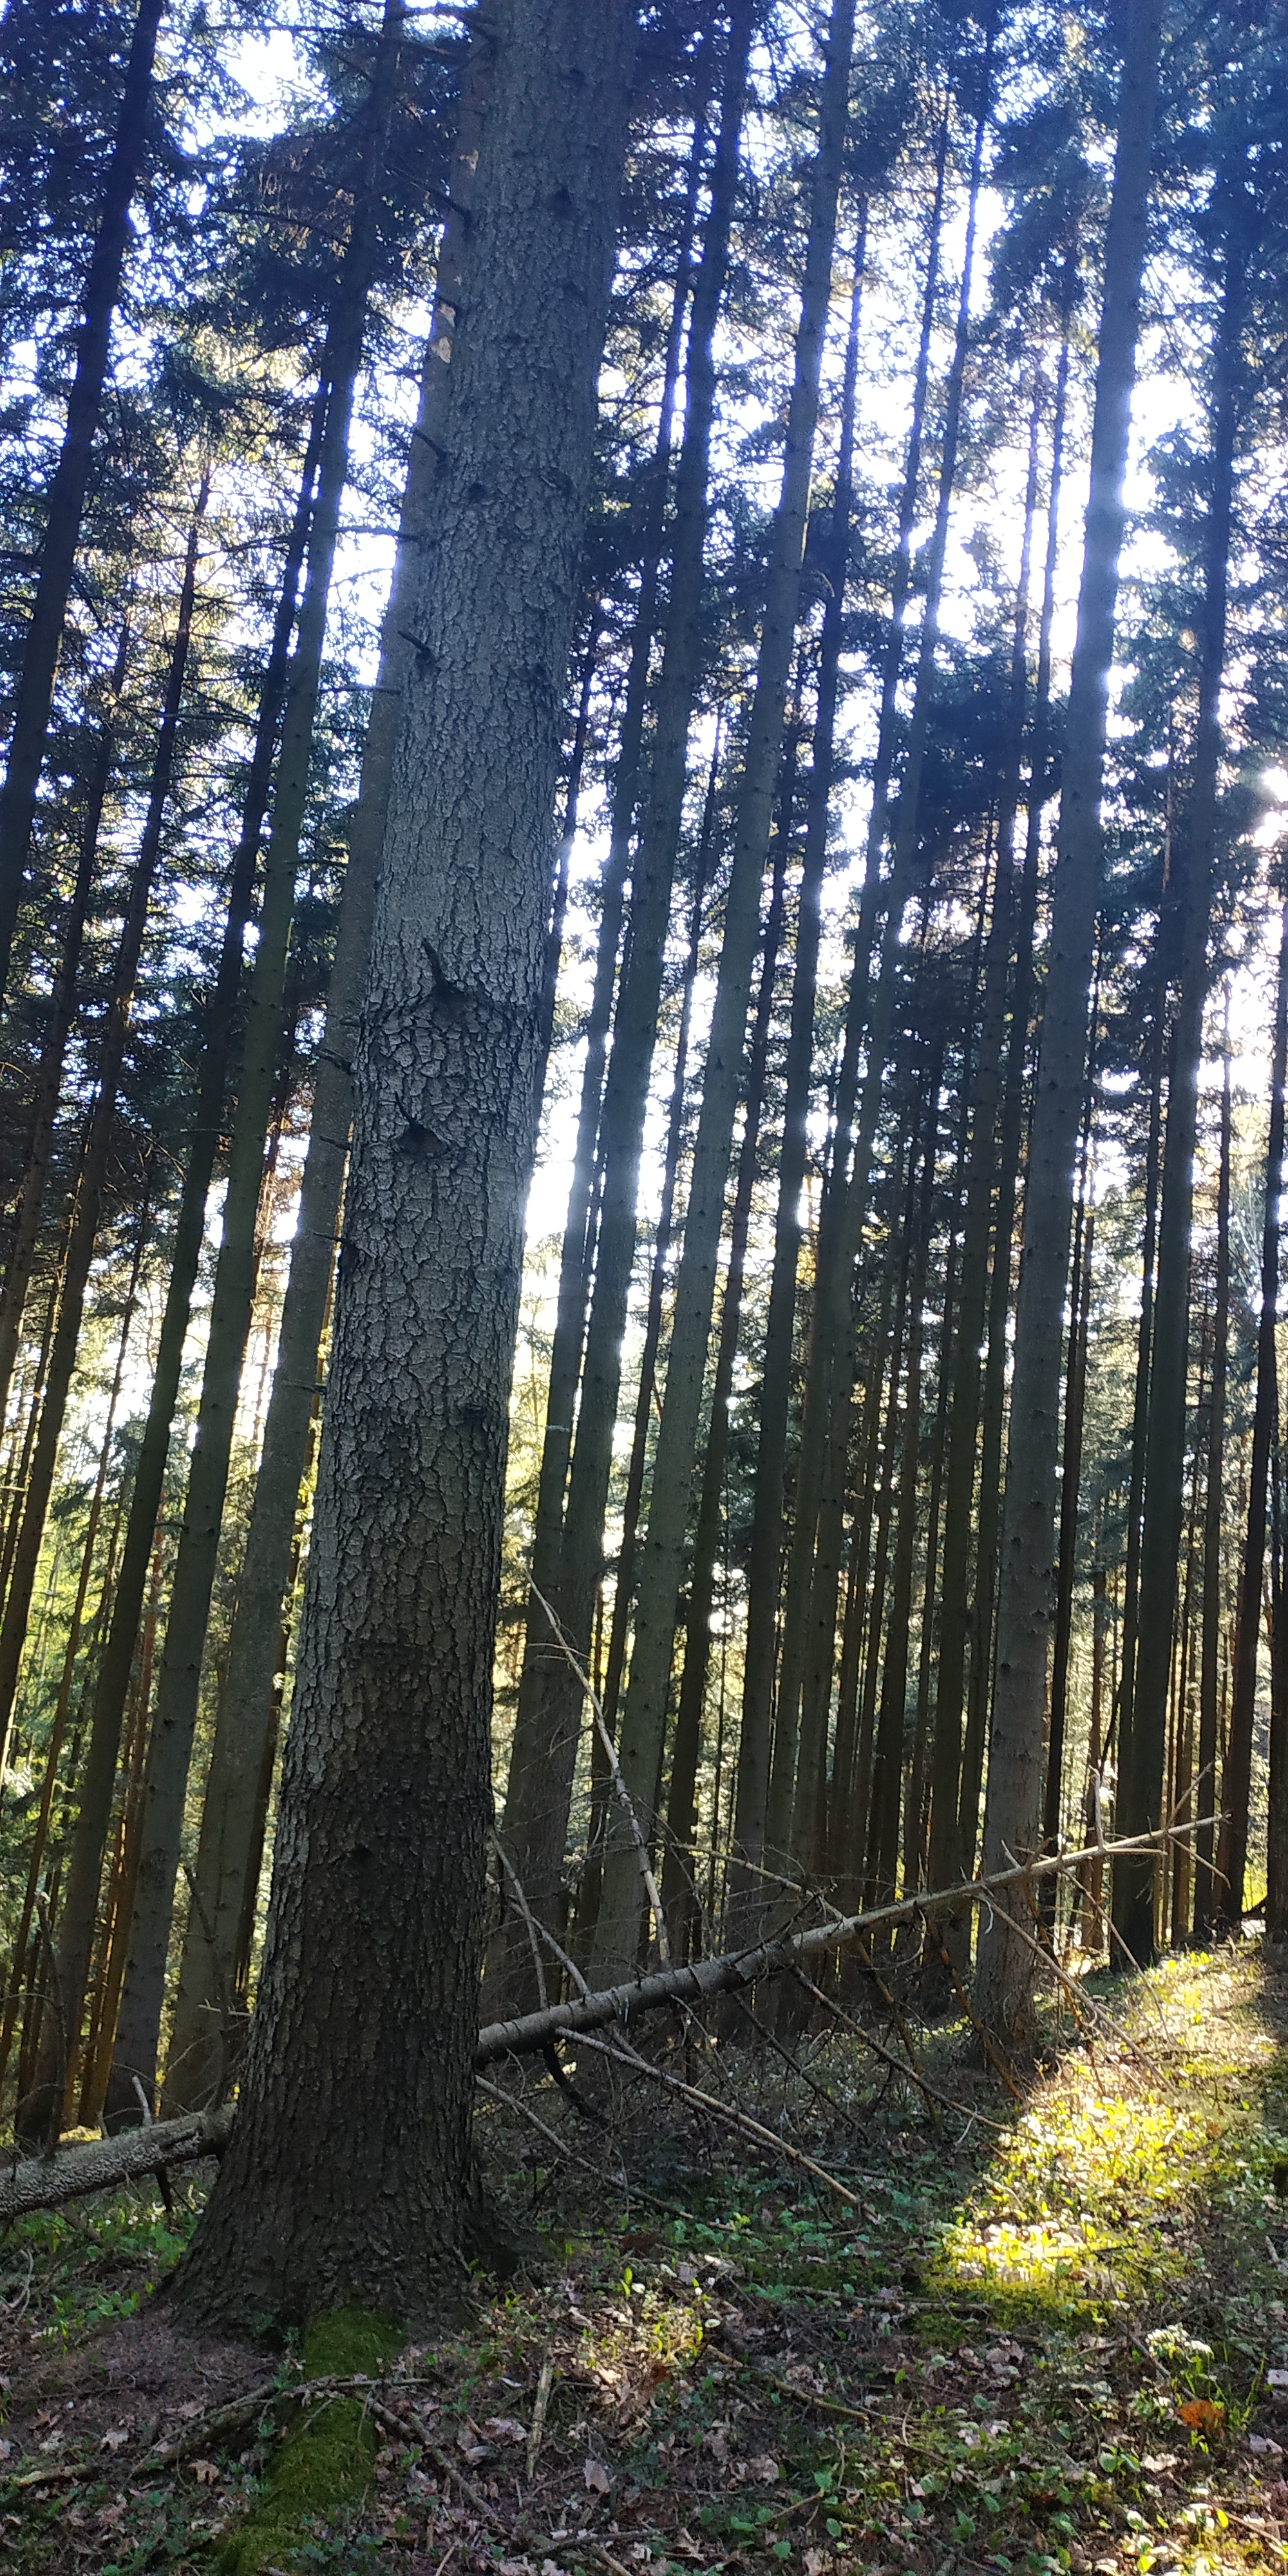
xmin=14 ymin=406 xmax=325 ymax=2148
xmin=103 ymin=6 xmax=404 ymax=2129
xmin=974 ymin=0 xmax=1162 ymax=2047
xmin=0 ymin=0 xmax=167 ymax=1012
xmin=172 ymin=0 xmax=632 ymax=2330
xmin=495 ymin=8 xmax=753 ymax=2007
xmin=0 ymin=478 xmax=208 ymax=1786
xmin=1114 ymin=230 xmax=1239 ymax=1960
xmin=593 ymin=0 xmax=857 ymax=1980
xmin=164 ymin=39 xmax=491 ymax=2118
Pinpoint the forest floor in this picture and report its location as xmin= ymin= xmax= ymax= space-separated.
xmin=4 ymin=1942 xmax=1288 ymax=2576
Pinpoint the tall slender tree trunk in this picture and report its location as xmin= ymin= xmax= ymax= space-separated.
xmin=729 ymin=243 xmax=864 ymax=1921
xmin=174 ymin=0 xmax=633 ymax=2330
xmin=592 ymin=0 xmax=857 ymax=1982
xmin=975 ymin=0 xmax=1162 ymax=2046
xmin=0 ymin=476 xmax=209 ymax=1788
xmin=925 ymin=374 xmax=1040 ymax=1891
xmin=770 ymin=55 xmax=990 ymax=1892
xmin=0 ymin=618 xmax=131 ymax=1429
xmin=0 ymin=1206 xmax=143 ymax=2109
xmin=1194 ymin=1027 xmax=1231 ymax=1942
xmin=0 ymin=0 xmax=167 ymax=1011
xmin=14 ymin=404 xmax=324 ymax=2148
xmin=104 ymin=6 xmax=405 ymax=2128
xmin=1219 ymin=902 xmax=1288 ymax=1934
xmin=495 ymin=8 xmax=754 ymax=2009
xmin=1115 ymin=221 xmax=1241 ymax=1961
xmin=164 ymin=35 xmax=491 ymax=2117
xmin=659 ymin=781 xmax=793 ymax=1956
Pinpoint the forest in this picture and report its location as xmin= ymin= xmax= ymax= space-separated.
xmin=3 ymin=0 xmax=1288 ymax=2568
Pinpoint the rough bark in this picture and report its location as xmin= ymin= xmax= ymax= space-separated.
xmin=975 ymin=0 xmax=1163 ymax=2046
xmin=164 ymin=35 xmax=491 ymax=2118
xmin=171 ymin=0 xmax=632 ymax=2329
xmin=0 ymin=0 xmax=167 ymax=1012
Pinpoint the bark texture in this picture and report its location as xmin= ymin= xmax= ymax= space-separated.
xmin=173 ymin=0 xmax=632 ymax=2328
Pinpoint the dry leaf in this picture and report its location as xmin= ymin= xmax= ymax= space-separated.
xmin=1177 ymin=2398 xmax=1224 ymax=2432
xmin=191 ymin=2461 xmax=221 ymax=2485
xmin=1250 ymin=2433 xmax=1284 ymax=2457
xmin=583 ymin=2456 xmax=611 ymax=2493
xmin=484 ymin=2418 xmax=528 ymax=2446
xmin=804 ymin=2552 xmax=833 ymax=2576
xmin=747 ymin=2454 xmax=780 ymax=2483
xmin=101 ymin=2428 xmax=129 ymax=2452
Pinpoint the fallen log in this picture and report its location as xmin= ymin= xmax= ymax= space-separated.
xmin=0 ymin=2105 xmax=232 ymax=2224
xmin=0 ymin=1823 xmax=1205 ymax=2225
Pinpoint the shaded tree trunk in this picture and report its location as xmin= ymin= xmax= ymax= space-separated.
xmin=173 ymin=0 xmax=632 ymax=2330
xmin=164 ymin=34 xmax=491 ymax=2117
xmin=975 ymin=0 xmax=1162 ymax=2046
xmin=0 ymin=0 xmax=167 ymax=1010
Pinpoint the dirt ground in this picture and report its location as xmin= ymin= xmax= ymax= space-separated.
xmin=5 ymin=1942 xmax=1288 ymax=2576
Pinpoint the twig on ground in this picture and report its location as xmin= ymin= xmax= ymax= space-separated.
xmin=526 ymin=2351 xmax=554 ymax=2481
xmin=574 ymin=2030 xmax=864 ymax=2210
xmin=788 ymin=1967 xmax=1011 ymax=2134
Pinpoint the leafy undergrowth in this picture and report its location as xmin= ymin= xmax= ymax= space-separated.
xmin=6 ymin=1946 xmax=1288 ymax=2574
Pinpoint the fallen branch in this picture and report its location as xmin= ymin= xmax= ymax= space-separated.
xmin=0 ymin=1824 xmax=1210 ymax=2224
xmin=0 ymin=2104 xmax=232 ymax=2226
xmin=475 ymin=1821 xmax=1209 ymax=2066
xmin=574 ymin=2029 xmax=864 ymax=2209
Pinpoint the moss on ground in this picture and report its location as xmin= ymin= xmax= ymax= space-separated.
xmin=216 ymin=2306 xmax=403 ymax=2575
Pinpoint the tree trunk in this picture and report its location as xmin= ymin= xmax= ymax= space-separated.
xmin=0 ymin=475 xmax=209 ymax=1790
xmin=495 ymin=6 xmax=753 ymax=2007
xmin=164 ymin=32 xmax=491 ymax=2119
xmin=770 ymin=54 xmax=990 ymax=1887
xmin=1195 ymin=1028 xmax=1231 ymax=1942
xmin=0 ymin=0 xmax=167 ymax=1012
xmin=729 ymin=240 xmax=864 ymax=1922
xmin=1114 ymin=221 xmax=1240 ymax=1962
xmin=14 ymin=402 xmax=325 ymax=2149
xmin=0 ymin=618 xmax=131 ymax=1430
xmin=172 ymin=0 xmax=632 ymax=2331
xmin=593 ymin=0 xmax=857 ymax=1981
xmin=103 ymin=3 xmax=405 ymax=2130
xmin=1219 ymin=900 xmax=1288 ymax=1933
xmin=659 ymin=766 xmax=793 ymax=1957
xmin=974 ymin=0 xmax=1162 ymax=2047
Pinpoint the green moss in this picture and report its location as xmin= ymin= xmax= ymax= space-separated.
xmin=218 ymin=2306 xmax=403 ymax=2575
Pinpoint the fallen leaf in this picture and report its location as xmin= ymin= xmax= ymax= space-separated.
xmin=191 ymin=2461 xmax=220 ymax=2485
xmin=101 ymin=2429 xmax=130 ymax=2452
xmin=748 ymin=2454 xmax=781 ymax=2482
xmin=1177 ymin=2398 xmax=1224 ymax=2432
xmin=804 ymin=2553 xmax=832 ymax=2575
xmin=584 ymin=2456 xmax=611 ymax=2493
xmin=484 ymin=2418 xmax=528 ymax=2446
xmin=1251 ymin=2433 xmax=1284 ymax=2458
